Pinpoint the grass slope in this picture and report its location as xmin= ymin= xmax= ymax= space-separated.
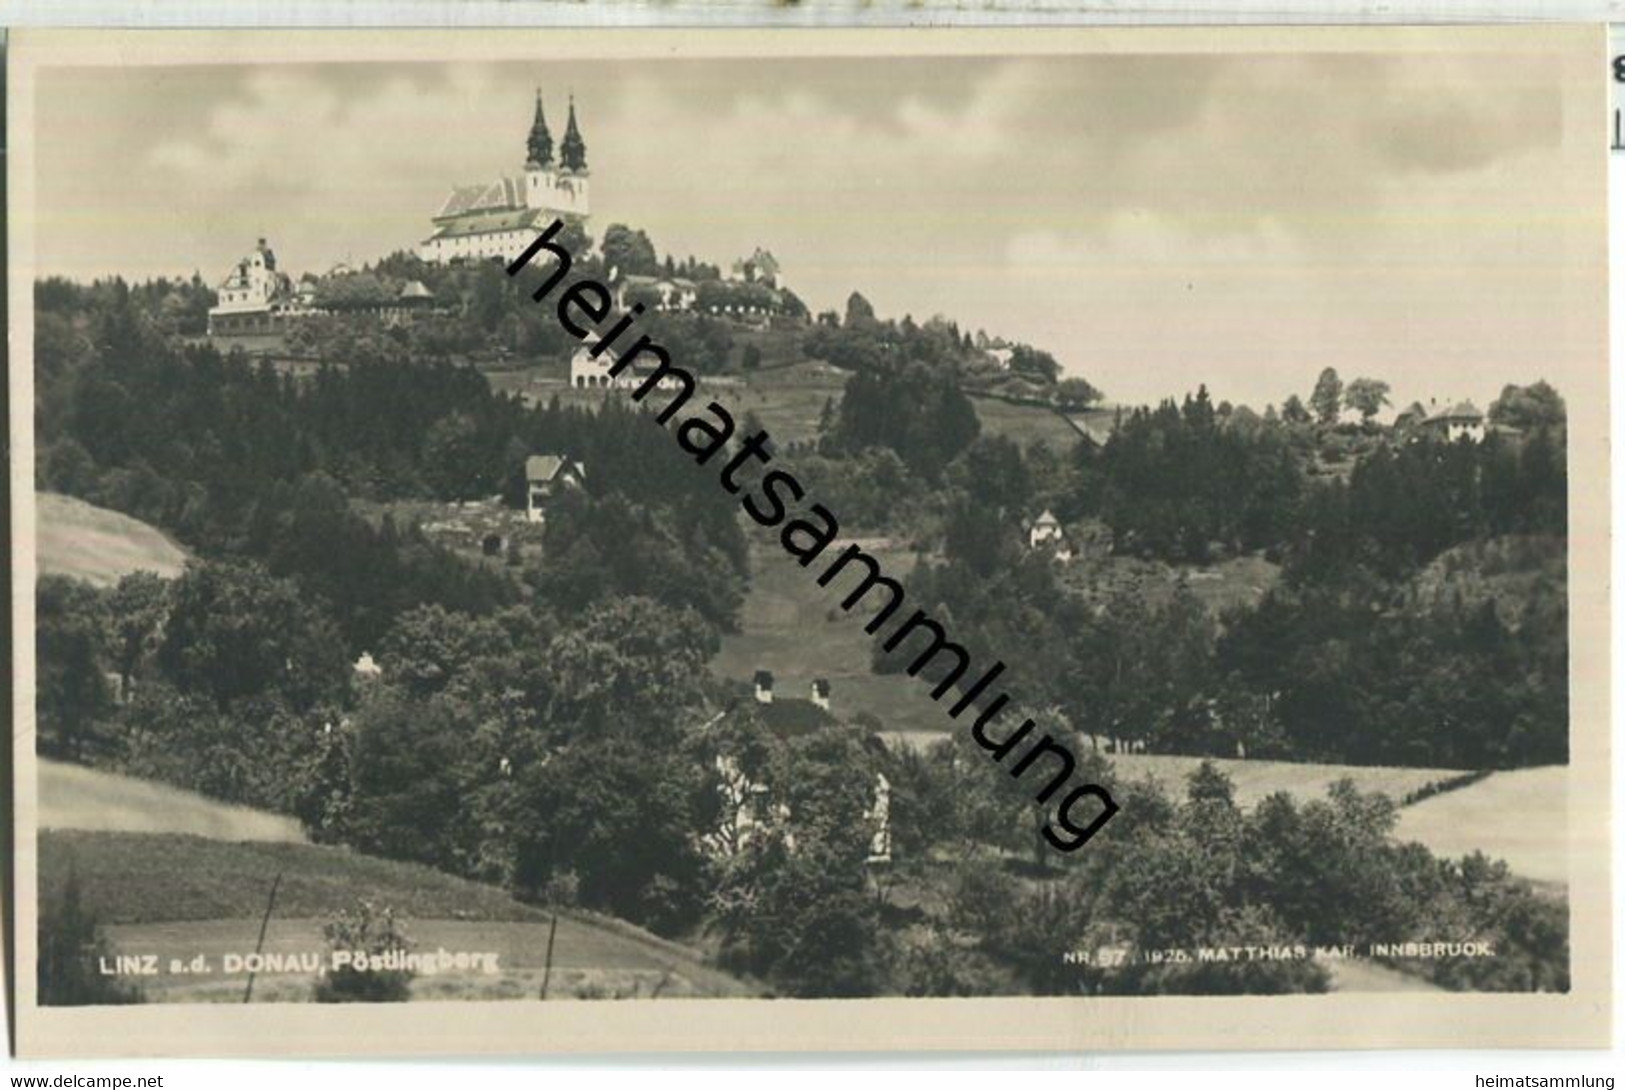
xmin=41 ymin=830 xmax=758 ymax=1002
xmin=1393 ymin=766 xmax=1568 ymax=888
xmin=36 ymin=491 xmax=188 ymax=587
xmin=716 ymin=537 xmax=957 ymax=733
xmin=40 ymin=759 xmax=306 ymax=843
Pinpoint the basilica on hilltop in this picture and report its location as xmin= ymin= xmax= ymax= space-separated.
xmin=419 ymin=91 xmax=591 ymax=265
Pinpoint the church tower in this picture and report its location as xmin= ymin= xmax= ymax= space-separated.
xmin=525 ymin=90 xmax=588 ymax=217
xmin=560 ymin=96 xmax=588 ymax=173
xmin=525 ymin=90 xmax=556 ymax=210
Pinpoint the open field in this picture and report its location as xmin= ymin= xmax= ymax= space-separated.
xmin=968 ymin=395 xmax=1088 ymax=450
xmin=873 ymin=738 xmax=1565 ymax=888
xmin=36 ymin=492 xmax=188 ymax=587
xmin=41 ymin=830 xmax=758 ymax=1002
xmin=483 ymin=352 xmax=1091 ymax=454
xmin=716 ymin=536 xmax=955 ymax=732
xmin=1057 ymin=550 xmax=1282 ymax=616
xmin=1103 ymin=752 xmax=1463 ymax=810
xmin=40 ymin=760 xmax=307 ymax=843
xmin=1394 ymin=766 xmax=1568 ymax=887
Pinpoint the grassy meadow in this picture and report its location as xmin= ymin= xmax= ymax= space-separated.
xmin=41 ymin=827 xmax=758 ymax=1003
xmin=37 ymin=491 xmax=189 ymax=587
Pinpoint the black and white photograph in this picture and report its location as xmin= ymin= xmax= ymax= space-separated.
xmin=9 ymin=25 xmax=1611 ymax=1056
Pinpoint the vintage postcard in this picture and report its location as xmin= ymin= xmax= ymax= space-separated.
xmin=8 ymin=26 xmax=1610 ymax=1056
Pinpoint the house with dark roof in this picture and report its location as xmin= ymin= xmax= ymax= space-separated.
xmin=524 ymin=454 xmax=585 ymax=523
xmin=420 ymin=91 xmax=590 ymax=265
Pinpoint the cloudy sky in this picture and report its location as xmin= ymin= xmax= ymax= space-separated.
xmin=31 ymin=47 xmax=1599 ymax=411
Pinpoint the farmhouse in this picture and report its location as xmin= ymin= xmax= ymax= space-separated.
xmin=704 ymin=673 xmax=893 ymax=864
xmin=525 ymin=454 xmax=585 ymax=522
xmin=420 ymin=91 xmax=591 ymax=265
xmin=615 ymin=274 xmax=698 ymax=313
xmin=1419 ymin=400 xmax=1485 ymax=443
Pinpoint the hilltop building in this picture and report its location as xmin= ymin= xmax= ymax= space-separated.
xmin=420 ymin=91 xmax=591 ymax=265
xmin=729 ymin=247 xmax=781 ymax=288
xmin=207 ymin=238 xmax=309 ymax=335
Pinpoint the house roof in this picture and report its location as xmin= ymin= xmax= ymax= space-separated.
xmin=398 ymin=280 xmax=434 ymax=300
xmin=525 ymin=455 xmax=582 ymax=483
xmin=424 ymin=205 xmax=548 ymax=242
xmin=1426 ymin=400 xmax=1483 ymax=424
xmin=1034 ymin=509 xmax=1061 ymax=527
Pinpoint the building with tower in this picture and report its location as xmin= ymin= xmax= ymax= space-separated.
xmin=207 ymin=238 xmax=308 ymax=335
xmin=419 ymin=91 xmax=591 ymax=265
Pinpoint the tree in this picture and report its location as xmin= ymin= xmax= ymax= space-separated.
xmin=1281 ymin=395 xmax=1311 ymax=425
xmin=38 ymin=868 xmax=142 ymax=1006
xmin=106 ymin=571 xmax=171 ymax=702
xmin=1310 ymin=368 xmax=1343 ymax=424
xmin=1056 ymin=377 xmax=1104 ymax=410
xmin=156 ymin=559 xmax=349 ymax=712
xmin=599 ymin=224 xmax=660 ymax=279
xmin=1008 ymin=345 xmax=1061 ymax=385
xmin=511 ymin=739 xmax=708 ymax=933
xmin=844 ymin=291 xmax=876 ymax=328
xmin=1343 ymin=377 xmax=1391 ymax=422
xmin=36 ymin=576 xmax=112 ymax=760
xmin=1489 ymin=380 xmax=1566 ymax=431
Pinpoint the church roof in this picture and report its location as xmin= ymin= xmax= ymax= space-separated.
xmin=434 ymin=177 xmax=525 ymax=220
xmin=424 ymin=205 xmax=550 ymax=242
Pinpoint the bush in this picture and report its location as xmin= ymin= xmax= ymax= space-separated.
xmin=313 ymin=900 xmax=415 ymax=1002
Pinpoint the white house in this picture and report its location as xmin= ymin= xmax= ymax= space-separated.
xmin=1029 ymin=509 xmax=1064 ymax=549
xmin=207 ymin=238 xmax=301 ymax=335
xmin=569 ymin=342 xmax=687 ymax=393
xmin=1420 ymin=400 xmax=1486 ymax=443
xmin=524 ymin=454 xmax=585 ymax=523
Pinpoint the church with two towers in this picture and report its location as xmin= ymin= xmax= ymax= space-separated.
xmin=419 ymin=91 xmax=591 ymax=265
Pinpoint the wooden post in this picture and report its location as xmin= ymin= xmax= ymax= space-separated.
xmin=539 ymin=912 xmax=560 ymax=1000
xmin=242 ymin=871 xmax=283 ymax=1003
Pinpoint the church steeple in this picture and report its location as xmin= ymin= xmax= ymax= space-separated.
xmin=560 ymin=95 xmax=588 ymax=173
xmin=526 ymin=89 xmax=554 ymax=168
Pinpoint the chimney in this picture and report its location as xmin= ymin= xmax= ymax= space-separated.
xmin=811 ymin=678 xmax=831 ymax=711
xmin=753 ymin=670 xmax=774 ymax=705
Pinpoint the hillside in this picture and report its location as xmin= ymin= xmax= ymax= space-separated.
xmin=41 ymin=829 xmax=759 ymax=1003
xmin=40 ymin=758 xmax=306 ymax=843
xmin=1393 ymin=766 xmax=1568 ymax=888
xmin=36 ymin=491 xmax=188 ymax=587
